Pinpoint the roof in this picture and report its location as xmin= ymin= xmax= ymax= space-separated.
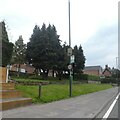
xmin=12 ymin=64 xmax=35 ymax=69
xmin=102 ymin=68 xmax=111 ymax=74
xmin=84 ymin=66 xmax=102 ymax=71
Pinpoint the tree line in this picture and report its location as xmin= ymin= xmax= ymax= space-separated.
xmin=11 ymin=23 xmax=86 ymax=79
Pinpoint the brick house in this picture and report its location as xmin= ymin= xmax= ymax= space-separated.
xmin=83 ymin=66 xmax=102 ymax=76
xmin=10 ymin=64 xmax=35 ymax=74
xmin=102 ymin=65 xmax=112 ymax=77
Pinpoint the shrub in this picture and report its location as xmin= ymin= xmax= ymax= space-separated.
xmin=9 ymin=71 xmax=34 ymax=79
xmin=100 ymin=77 xmax=117 ymax=84
xmin=88 ymin=75 xmax=100 ymax=81
xmin=28 ymin=75 xmax=43 ymax=80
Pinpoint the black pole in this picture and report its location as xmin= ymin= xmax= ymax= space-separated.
xmin=39 ymin=84 xmax=41 ymax=98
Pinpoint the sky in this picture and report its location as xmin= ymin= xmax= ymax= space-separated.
xmin=0 ymin=0 xmax=119 ymax=68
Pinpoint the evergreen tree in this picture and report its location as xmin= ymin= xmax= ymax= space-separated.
xmin=73 ymin=45 xmax=86 ymax=74
xmin=11 ymin=35 xmax=26 ymax=76
xmin=11 ymin=35 xmax=26 ymax=64
xmin=26 ymin=23 xmax=62 ymax=79
xmin=56 ymin=42 xmax=69 ymax=80
xmin=1 ymin=21 xmax=13 ymax=67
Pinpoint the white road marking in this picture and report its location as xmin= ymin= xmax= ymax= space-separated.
xmin=103 ymin=92 xmax=120 ymax=119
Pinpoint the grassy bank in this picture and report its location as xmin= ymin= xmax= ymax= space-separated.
xmin=15 ymin=84 xmax=112 ymax=103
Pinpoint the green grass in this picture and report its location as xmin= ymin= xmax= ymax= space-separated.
xmin=13 ymin=78 xmax=49 ymax=83
xmin=12 ymin=77 xmax=88 ymax=84
xmin=15 ymin=83 xmax=112 ymax=103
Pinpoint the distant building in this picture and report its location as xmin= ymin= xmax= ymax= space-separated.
xmin=83 ymin=66 xmax=102 ymax=76
xmin=102 ymin=65 xmax=112 ymax=77
xmin=10 ymin=64 xmax=35 ymax=74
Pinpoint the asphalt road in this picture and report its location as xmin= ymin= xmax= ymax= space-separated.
xmin=108 ymin=90 xmax=120 ymax=119
xmin=108 ymin=100 xmax=118 ymax=118
xmin=96 ymin=87 xmax=119 ymax=119
xmin=2 ymin=87 xmax=118 ymax=118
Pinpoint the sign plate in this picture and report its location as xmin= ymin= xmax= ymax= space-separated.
xmin=68 ymin=65 xmax=72 ymax=70
xmin=70 ymin=55 xmax=75 ymax=63
xmin=67 ymin=48 xmax=72 ymax=56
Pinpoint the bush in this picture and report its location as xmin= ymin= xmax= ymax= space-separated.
xmin=9 ymin=71 xmax=34 ymax=79
xmin=73 ymin=74 xmax=88 ymax=83
xmin=88 ymin=75 xmax=100 ymax=81
xmin=100 ymin=77 xmax=117 ymax=84
xmin=28 ymin=75 xmax=43 ymax=80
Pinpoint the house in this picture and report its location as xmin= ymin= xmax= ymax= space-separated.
xmin=102 ymin=65 xmax=112 ymax=77
xmin=10 ymin=64 xmax=35 ymax=74
xmin=83 ymin=66 xmax=102 ymax=76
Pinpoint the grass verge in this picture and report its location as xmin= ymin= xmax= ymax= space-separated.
xmin=15 ymin=83 xmax=112 ymax=103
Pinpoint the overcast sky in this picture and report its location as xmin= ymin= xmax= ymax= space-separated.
xmin=0 ymin=0 xmax=119 ymax=68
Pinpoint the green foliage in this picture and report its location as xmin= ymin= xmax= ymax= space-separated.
xmin=2 ymin=41 xmax=13 ymax=67
xmin=73 ymin=45 xmax=86 ymax=74
xmin=10 ymin=71 xmax=33 ymax=78
xmin=26 ymin=24 xmax=62 ymax=78
xmin=11 ymin=35 xmax=26 ymax=64
xmin=74 ymin=73 xmax=88 ymax=81
xmin=15 ymin=84 xmax=112 ymax=103
xmin=26 ymin=23 xmax=86 ymax=80
xmin=100 ymin=77 xmax=118 ymax=84
xmin=88 ymin=75 xmax=100 ymax=81
xmin=111 ymin=68 xmax=120 ymax=78
xmin=1 ymin=21 xmax=13 ymax=67
xmin=1 ymin=21 xmax=9 ymax=42
xmin=12 ymin=78 xmax=49 ymax=83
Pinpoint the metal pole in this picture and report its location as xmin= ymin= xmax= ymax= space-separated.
xmin=68 ymin=0 xmax=72 ymax=97
xmin=39 ymin=84 xmax=41 ymax=98
xmin=68 ymin=0 xmax=71 ymax=47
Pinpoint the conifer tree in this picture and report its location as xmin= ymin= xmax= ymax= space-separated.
xmin=1 ymin=21 xmax=13 ymax=67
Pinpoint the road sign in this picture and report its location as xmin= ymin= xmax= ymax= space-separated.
xmin=70 ymin=55 xmax=75 ymax=63
xmin=67 ymin=48 xmax=72 ymax=56
xmin=68 ymin=65 xmax=72 ymax=70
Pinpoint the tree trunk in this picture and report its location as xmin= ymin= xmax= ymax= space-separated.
xmin=17 ymin=64 xmax=20 ymax=77
xmin=52 ymin=70 xmax=54 ymax=77
xmin=43 ymin=69 xmax=49 ymax=80
xmin=58 ymin=70 xmax=62 ymax=80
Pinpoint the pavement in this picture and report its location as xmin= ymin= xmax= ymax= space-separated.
xmin=1 ymin=87 xmax=118 ymax=118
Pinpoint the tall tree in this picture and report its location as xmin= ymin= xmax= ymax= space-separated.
xmin=11 ymin=35 xmax=26 ymax=75
xmin=1 ymin=21 xmax=13 ymax=67
xmin=26 ymin=23 xmax=62 ymax=79
xmin=56 ymin=42 xmax=69 ymax=80
xmin=73 ymin=45 xmax=86 ymax=74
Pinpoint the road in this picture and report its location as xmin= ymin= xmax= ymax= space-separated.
xmin=96 ymin=87 xmax=119 ymax=119
xmin=108 ymin=90 xmax=119 ymax=119
xmin=2 ymin=87 xmax=118 ymax=118
xmin=108 ymin=100 xmax=118 ymax=118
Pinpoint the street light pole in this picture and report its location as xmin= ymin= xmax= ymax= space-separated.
xmin=68 ymin=0 xmax=71 ymax=47
xmin=68 ymin=0 xmax=72 ymax=97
